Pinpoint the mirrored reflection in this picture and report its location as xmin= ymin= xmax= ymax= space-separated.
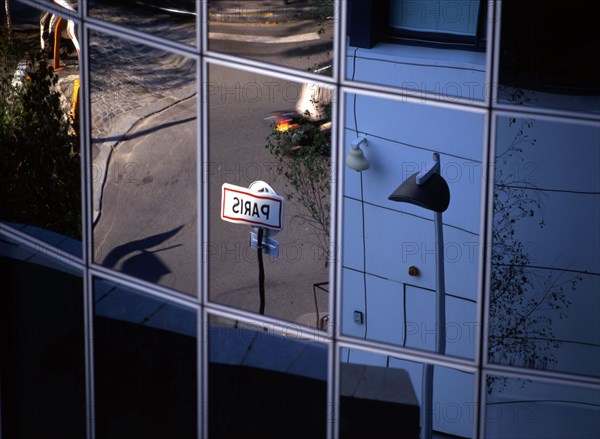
xmin=0 ymin=234 xmax=85 ymax=438
xmin=208 ymin=0 xmax=333 ymax=75
xmin=1 ymin=3 xmax=81 ymax=254
xmin=346 ymin=0 xmax=488 ymax=101
xmin=14 ymin=0 xmax=80 ymax=15
xmin=208 ymin=315 xmax=327 ymax=438
xmin=499 ymin=1 xmax=600 ymax=114
xmin=489 ymin=116 xmax=600 ymax=377
xmin=93 ymin=278 xmax=197 ymax=438
xmin=90 ymin=31 xmax=197 ymax=295
xmin=340 ymin=348 xmax=476 ymax=438
xmin=342 ymin=92 xmax=484 ymax=360
xmin=207 ymin=63 xmax=332 ymax=326
xmin=88 ymin=0 xmax=196 ymax=46
xmin=486 ymin=375 xmax=600 ymax=439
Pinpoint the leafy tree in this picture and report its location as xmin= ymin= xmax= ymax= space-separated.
xmin=307 ymin=0 xmax=334 ymax=35
xmin=1 ymin=29 xmax=81 ymax=239
xmin=265 ymin=98 xmax=331 ymax=264
xmin=488 ymin=118 xmax=580 ymax=393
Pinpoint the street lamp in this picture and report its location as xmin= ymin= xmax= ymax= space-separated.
xmin=388 ymin=152 xmax=450 ymax=439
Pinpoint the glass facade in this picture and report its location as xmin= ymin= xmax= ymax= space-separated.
xmin=93 ymin=278 xmax=197 ymax=438
xmin=1 ymin=1 xmax=598 ymax=438
xmin=0 ymin=236 xmax=86 ymax=438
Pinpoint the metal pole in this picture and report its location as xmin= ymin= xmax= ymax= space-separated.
xmin=421 ymin=363 xmax=433 ymax=439
xmin=53 ymin=17 xmax=65 ymax=71
xmin=420 ymin=212 xmax=446 ymax=439
xmin=422 ymin=153 xmax=446 ymax=439
xmin=257 ymin=228 xmax=265 ymax=315
xmin=435 ymin=210 xmax=446 ymax=356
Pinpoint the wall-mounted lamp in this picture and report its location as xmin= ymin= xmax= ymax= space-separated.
xmin=345 ymin=136 xmax=370 ymax=171
xmin=388 ymin=152 xmax=450 ymax=439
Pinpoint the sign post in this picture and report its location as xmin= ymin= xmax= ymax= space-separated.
xmin=221 ymin=182 xmax=284 ymax=315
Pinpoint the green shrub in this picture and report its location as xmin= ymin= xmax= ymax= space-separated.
xmin=1 ymin=30 xmax=81 ymax=239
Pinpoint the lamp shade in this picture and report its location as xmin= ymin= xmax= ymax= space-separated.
xmin=346 ymin=146 xmax=370 ymax=171
xmin=388 ymin=172 xmax=450 ymax=213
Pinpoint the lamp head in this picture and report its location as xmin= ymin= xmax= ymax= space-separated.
xmin=346 ymin=137 xmax=370 ymax=171
xmin=388 ymin=172 xmax=450 ymax=213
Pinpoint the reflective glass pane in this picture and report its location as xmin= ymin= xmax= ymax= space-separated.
xmin=208 ymin=0 xmax=333 ymax=75
xmin=0 ymin=234 xmax=85 ymax=438
xmin=340 ymin=348 xmax=476 ymax=438
xmin=1 ymin=3 xmax=81 ymax=254
xmin=489 ymin=116 xmax=600 ymax=377
xmin=90 ymin=31 xmax=197 ymax=295
xmin=88 ymin=0 xmax=196 ymax=46
xmin=346 ymin=0 xmax=488 ymax=102
xmin=17 ymin=0 xmax=80 ymax=16
xmin=499 ymin=0 xmax=600 ymax=114
xmin=208 ymin=315 xmax=327 ymax=438
xmin=486 ymin=376 xmax=600 ymax=439
xmin=93 ymin=278 xmax=197 ymax=438
xmin=207 ymin=63 xmax=332 ymax=326
xmin=342 ymin=92 xmax=484 ymax=360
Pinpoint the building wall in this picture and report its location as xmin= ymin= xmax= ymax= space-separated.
xmin=342 ymin=1 xmax=600 ymax=437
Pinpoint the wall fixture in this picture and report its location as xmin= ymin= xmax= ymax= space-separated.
xmin=388 ymin=152 xmax=450 ymax=439
xmin=345 ymin=136 xmax=370 ymax=171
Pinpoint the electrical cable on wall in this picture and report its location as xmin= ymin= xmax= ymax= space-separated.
xmin=351 ymin=47 xmax=369 ymax=342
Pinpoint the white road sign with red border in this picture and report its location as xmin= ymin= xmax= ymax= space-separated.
xmin=221 ymin=183 xmax=284 ymax=230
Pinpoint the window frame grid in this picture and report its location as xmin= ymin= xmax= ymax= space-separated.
xmin=0 ymin=1 xmax=598 ymax=438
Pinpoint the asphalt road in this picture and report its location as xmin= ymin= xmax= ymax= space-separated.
xmin=207 ymin=63 xmax=330 ymax=325
xmin=209 ymin=20 xmax=333 ymax=71
xmin=93 ymin=97 xmax=198 ymax=292
xmin=92 ymin=15 xmax=333 ymax=326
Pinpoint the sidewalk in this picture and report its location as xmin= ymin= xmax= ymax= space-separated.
xmin=208 ymin=0 xmax=324 ymax=23
xmin=48 ymin=1 xmax=329 ymax=223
